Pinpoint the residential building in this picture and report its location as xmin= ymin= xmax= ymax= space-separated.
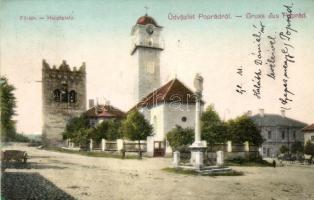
xmin=250 ymin=109 xmax=307 ymax=157
xmin=85 ymin=102 xmax=125 ymax=127
xmin=302 ymin=123 xmax=314 ymax=144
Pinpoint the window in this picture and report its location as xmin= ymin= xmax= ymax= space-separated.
xmin=146 ymin=62 xmax=155 ymax=74
xmin=53 ymin=89 xmax=61 ymax=102
xmin=61 ymin=90 xmax=68 ymax=102
xmin=181 ymin=116 xmax=187 ymax=122
xmin=293 ymin=131 xmax=296 ymax=139
xmin=60 ymin=83 xmax=68 ymax=102
xmin=311 ymin=136 xmax=314 ymax=141
xmin=267 ymin=131 xmax=272 ymax=139
xmin=89 ymin=119 xmax=97 ymax=127
xmin=281 ymin=131 xmax=285 ymax=140
xmin=69 ymin=90 xmax=76 ymax=103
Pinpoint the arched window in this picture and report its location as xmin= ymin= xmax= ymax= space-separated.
xmin=53 ymin=89 xmax=61 ymax=102
xmin=61 ymin=90 xmax=68 ymax=102
xmin=60 ymin=83 xmax=68 ymax=103
xmin=69 ymin=90 xmax=77 ymax=103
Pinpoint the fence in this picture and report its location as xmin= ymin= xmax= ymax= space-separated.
xmin=92 ymin=141 xmax=101 ymax=151
xmin=123 ymin=141 xmax=147 ymax=152
xmin=105 ymin=141 xmax=118 ymax=151
xmin=67 ymin=139 xmax=147 ymax=153
xmin=179 ymin=142 xmax=260 ymax=162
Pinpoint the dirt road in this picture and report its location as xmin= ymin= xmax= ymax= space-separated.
xmin=1 ymin=143 xmax=314 ymax=200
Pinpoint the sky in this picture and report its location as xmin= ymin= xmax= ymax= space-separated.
xmin=1 ymin=0 xmax=314 ymax=134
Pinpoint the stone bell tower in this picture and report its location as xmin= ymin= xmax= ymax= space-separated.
xmin=131 ymin=14 xmax=164 ymax=101
xmin=42 ymin=59 xmax=86 ymax=146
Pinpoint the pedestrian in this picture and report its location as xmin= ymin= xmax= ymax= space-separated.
xmin=272 ymin=159 xmax=276 ymax=168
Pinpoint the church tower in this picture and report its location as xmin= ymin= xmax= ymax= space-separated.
xmin=131 ymin=14 xmax=164 ymax=101
xmin=42 ymin=59 xmax=86 ymax=146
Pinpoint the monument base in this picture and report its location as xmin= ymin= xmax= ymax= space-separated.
xmin=189 ymin=141 xmax=207 ymax=169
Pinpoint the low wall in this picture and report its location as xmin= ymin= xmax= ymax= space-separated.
xmin=207 ymin=151 xmax=259 ymax=160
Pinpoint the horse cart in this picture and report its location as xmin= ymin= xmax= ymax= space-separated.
xmin=1 ymin=150 xmax=28 ymax=171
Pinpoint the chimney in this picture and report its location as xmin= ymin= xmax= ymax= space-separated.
xmin=89 ymin=99 xmax=95 ymax=108
xmin=246 ymin=110 xmax=252 ymax=117
xmin=281 ymin=109 xmax=286 ymax=118
xmin=105 ymin=100 xmax=110 ymax=106
xmin=259 ymin=109 xmax=264 ymax=117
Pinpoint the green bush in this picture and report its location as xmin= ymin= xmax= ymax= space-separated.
xmin=166 ymin=125 xmax=194 ymax=151
xmin=226 ymin=156 xmax=272 ymax=167
xmin=291 ymin=141 xmax=304 ymax=154
xmin=13 ymin=133 xmax=30 ymax=142
xmin=304 ymin=141 xmax=314 ymax=156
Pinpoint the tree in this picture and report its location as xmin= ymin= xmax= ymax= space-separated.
xmin=62 ymin=114 xmax=90 ymax=143
xmin=291 ymin=141 xmax=304 ymax=154
xmin=279 ymin=145 xmax=289 ymax=154
xmin=71 ymin=128 xmax=92 ymax=148
xmin=92 ymin=119 xmax=122 ymax=142
xmin=304 ymin=141 xmax=314 ymax=156
xmin=106 ymin=119 xmax=122 ymax=140
xmin=92 ymin=121 xmax=108 ymax=142
xmin=201 ymin=105 xmax=229 ymax=145
xmin=227 ymin=115 xmax=264 ymax=146
xmin=0 ymin=76 xmax=17 ymax=141
xmin=166 ymin=125 xmax=194 ymax=151
xmin=14 ymin=133 xmax=30 ymax=143
xmin=122 ymin=110 xmax=152 ymax=158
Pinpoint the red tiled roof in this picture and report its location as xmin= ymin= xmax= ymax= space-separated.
xmin=136 ymin=15 xmax=160 ymax=27
xmin=86 ymin=104 xmax=125 ymax=118
xmin=130 ymin=78 xmax=201 ymax=111
xmin=302 ymin=123 xmax=314 ymax=132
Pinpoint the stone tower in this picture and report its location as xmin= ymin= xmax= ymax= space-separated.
xmin=131 ymin=14 xmax=164 ymax=101
xmin=42 ymin=59 xmax=86 ymax=146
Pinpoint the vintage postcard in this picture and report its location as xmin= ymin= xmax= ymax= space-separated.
xmin=1 ymin=0 xmax=314 ymax=199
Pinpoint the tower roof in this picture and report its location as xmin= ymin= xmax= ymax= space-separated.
xmin=136 ymin=14 xmax=161 ymax=27
xmin=130 ymin=78 xmax=202 ymax=111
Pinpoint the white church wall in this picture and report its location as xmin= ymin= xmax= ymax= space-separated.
xmin=146 ymin=136 xmax=154 ymax=156
xmin=139 ymin=107 xmax=151 ymax=122
xmin=163 ymin=103 xmax=198 ymax=153
xmin=149 ymin=104 xmax=165 ymax=141
xmin=164 ymin=103 xmax=196 ymax=133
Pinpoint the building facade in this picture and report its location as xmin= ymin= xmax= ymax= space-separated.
xmin=250 ymin=109 xmax=307 ymax=157
xmin=302 ymin=124 xmax=314 ymax=144
xmin=42 ymin=60 xmax=86 ymax=146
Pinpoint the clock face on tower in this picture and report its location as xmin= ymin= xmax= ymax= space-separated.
xmin=146 ymin=24 xmax=154 ymax=35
